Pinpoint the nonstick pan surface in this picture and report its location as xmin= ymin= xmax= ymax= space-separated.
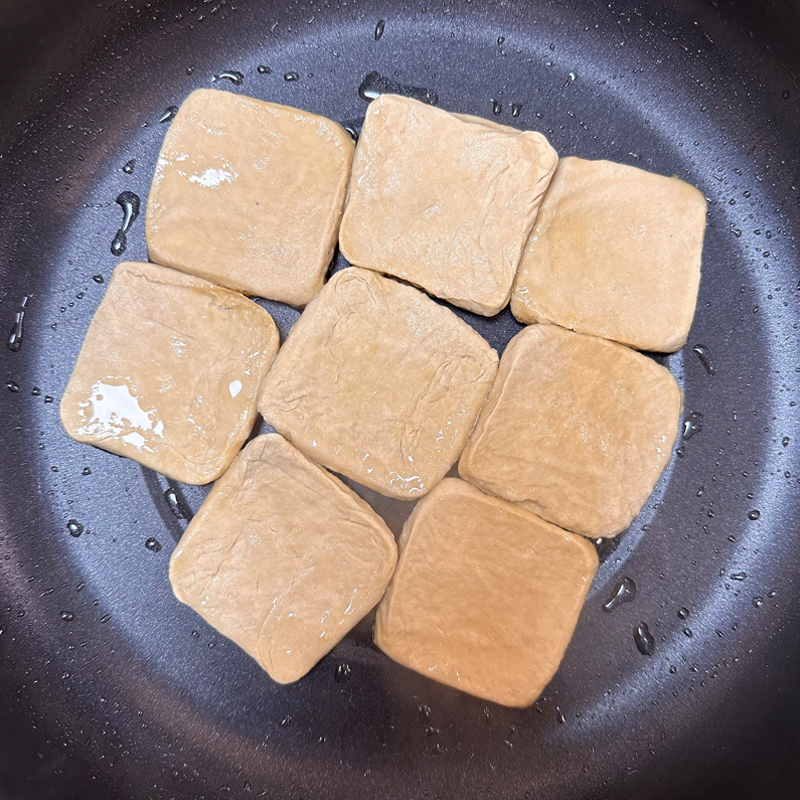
xmin=1 ymin=1 xmax=799 ymax=798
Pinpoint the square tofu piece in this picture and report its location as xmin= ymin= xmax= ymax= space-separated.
xmin=374 ymin=479 xmax=598 ymax=707
xmin=258 ymin=267 xmax=498 ymax=499
xmin=511 ymin=157 xmax=707 ymax=352
xmin=339 ymin=95 xmax=558 ymax=316
xmin=169 ymin=434 xmax=397 ymax=683
xmin=60 ymin=261 xmax=279 ymax=485
xmin=459 ymin=325 xmax=683 ymax=538
xmin=146 ymin=89 xmax=354 ymax=306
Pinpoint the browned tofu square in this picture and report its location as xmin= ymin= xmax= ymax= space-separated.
xmin=339 ymin=95 xmax=557 ymax=316
xmin=258 ymin=268 xmax=498 ymax=499
xmin=146 ymin=89 xmax=354 ymax=306
xmin=60 ymin=261 xmax=279 ymax=484
xmin=170 ymin=434 xmax=397 ymax=683
xmin=460 ymin=325 xmax=683 ymax=537
xmin=511 ymin=157 xmax=706 ymax=352
xmin=375 ymin=479 xmax=598 ymax=707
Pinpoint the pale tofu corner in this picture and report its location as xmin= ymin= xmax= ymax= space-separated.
xmin=459 ymin=324 xmax=683 ymax=538
xmin=374 ymin=479 xmax=598 ymax=708
xmin=339 ymin=94 xmax=558 ymax=317
xmin=169 ymin=434 xmax=398 ymax=684
xmin=511 ymin=156 xmax=707 ymax=353
xmin=59 ymin=261 xmax=279 ymax=485
xmin=258 ymin=267 xmax=499 ymax=500
xmin=146 ymin=88 xmax=354 ymax=307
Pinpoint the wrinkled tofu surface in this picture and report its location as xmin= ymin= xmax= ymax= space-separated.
xmin=339 ymin=95 xmax=558 ymax=316
xmin=60 ymin=261 xmax=279 ymax=484
xmin=170 ymin=434 xmax=397 ymax=683
xmin=147 ymin=89 xmax=354 ymax=306
xmin=460 ymin=324 xmax=683 ymax=537
xmin=259 ymin=267 xmax=498 ymax=499
xmin=511 ymin=157 xmax=706 ymax=352
xmin=375 ymin=479 xmax=598 ymax=707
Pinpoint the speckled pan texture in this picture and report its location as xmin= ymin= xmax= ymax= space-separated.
xmin=2 ymin=1 xmax=800 ymax=798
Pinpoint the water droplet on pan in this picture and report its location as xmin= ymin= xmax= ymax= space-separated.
xmin=145 ymin=537 xmax=162 ymax=552
xmin=510 ymin=103 xmax=522 ymax=117
xmin=602 ymin=576 xmax=636 ymax=612
xmin=60 ymin=611 xmax=75 ymax=622
xmin=334 ymin=663 xmax=351 ymax=683
xmin=374 ymin=19 xmax=386 ymax=40
xmin=747 ymin=510 xmax=760 ymax=520
xmin=6 ymin=381 xmax=19 ymax=393
xmin=594 ymin=534 xmax=621 ymax=562
xmin=634 ymin=622 xmax=655 ymax=655
xmin=111 ymin=230 xmax=127 ymax=257
xmin=159 ymin=106 xmax=179 ymax=124
xmin=164 ymin=487 xmax=192 ymax=520
xmin=418 ymin=704 xmax=432 ymax=724
xmin=730 ymin=571 xmax=747 ymax=581
xmin=678 ymin=606 xmax=690 ymax=619
xmin=67 ymin=520 xmax=84 ymax=538
xmin=682 ymin=412 xmax=704 ymax=441
xmin=692 ymin=344 xmax=717 ymax=375
xmin=491 ymin=99 xmax=502 ymax=116
xmin=122 ymin=159 xmax=136 ymax=175
xmin=111 ymin=191 xmax=140 ymax=257
xmin=284 ymin=72 xmax=300 ymax=82
xmin=213 ymin=71 xmax=244 ymax=85
xmin=7 ymin=295 xmax=29 ymax=352
xmin=358 ymin=71 xmax=438 ymax=105
xmin=340 ymin=118 xmax=363 ymax=141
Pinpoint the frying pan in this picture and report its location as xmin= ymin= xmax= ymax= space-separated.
xmin=1 ymin=0 xmax=799 ymax=798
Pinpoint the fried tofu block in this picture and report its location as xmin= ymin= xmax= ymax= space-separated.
xmin=60 ymin=261 xmax=279 ymax=484
xmin=374 ymin=479 xmax=598 ymax=707
xmin=258 ymin=268 xmax=498 ymax=499
xmin=339 ymin=95 xmax=558 ymax=316
xmin=511 ymin=157 xmax=706 ymax=352
xmin=146 ymin=89 xmax=354 ymax=306
xmin=170 ymin=434 xmax=397 ymax=683
xmin=459 ymin=325 xmax=683 ymax=537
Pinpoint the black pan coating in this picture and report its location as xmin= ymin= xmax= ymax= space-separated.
xmin=1 ymin=1 xmax=799 ymax=798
